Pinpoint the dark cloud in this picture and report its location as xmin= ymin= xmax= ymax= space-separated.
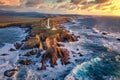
xmin=56 ymin=0 xmax=64 ymax=3
xmin=20 ymin=0 xmax=69 ymax=7
xmin=71 ymin=0 xmax=110 ymax=5
xmin=71 ymin=0 xmax=82 ymax=4
xmin=24 ymin=0 xmax=44 ymax=7
xmin=95 ymin=0 xmax=110 ymax=3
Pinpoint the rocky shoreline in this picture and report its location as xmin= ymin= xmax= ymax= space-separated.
xmin=4 ymin=16 xmax=79 ymax=76
xmin=2 ymin=16 xmax=120 ymax=79
xmin=21 ymin=17 xmax=79 ymax=70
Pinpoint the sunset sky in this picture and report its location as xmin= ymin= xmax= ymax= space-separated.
xmin=0 ymin=0 xmax=120 ymax=16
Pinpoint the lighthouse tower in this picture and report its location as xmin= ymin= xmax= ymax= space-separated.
xmin=46 ymin=18 xmax=51 ymax=29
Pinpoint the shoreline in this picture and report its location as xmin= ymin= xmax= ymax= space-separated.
xmin=0 ymin=16 xmax=78 ymax=79
xmin=1 ymin=16 xmax=78 ymax=68
xmin=0 ymin=15 xmax=120 ymax=80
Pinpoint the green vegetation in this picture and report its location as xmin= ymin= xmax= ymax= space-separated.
xmin=31 ymin=18 xmax=64 ymax=36
xmin=46 ymin=29 xmax=63 ymax=35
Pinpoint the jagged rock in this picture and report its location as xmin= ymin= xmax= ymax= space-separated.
xmin=102 ymin=32 xmax=107 ymax=35
xmin=57 ymin=43 xmax=65 ymax=47
xmin=35 ymin=34 xmax=44 ymax=51
xmin=78 ymin=53 xmax=83 ymax=57
xmin=75 ymin=59 xmax=78 ymax=62
xmin=41 ymin=47 xmax=57 ymax=68
xmin=21 ymin=38 xmax=39 ymax=50
xmin=76 ymin=48 xmax=79 ymax=51
xmin=54 ymin=33 xmax=61 ymax=41
xmin=45 ymin=37 xmax=53 ymax=49
xmin=19 ymin=54 xmax=21 ymax=56
xmin=0 ymin=53 xmax=9 ymax=56
xmin=76 ymin=36 xmax=80 ymax=39
xmin=9 ymin=48 xmax=16 ymax=51
xmin=51 ymin=49 xmax=58 ymax=67
xmin=24 ymin=49 xmax=37 ymax=56
xmin=60 ymin=48 xmax=69 ymax=65
xmin=60 ymin=32 xmax=75 ymax=42
xmin=41 ymin=47 xmax=70 ymax=68
xmin=14 ymin=42 xmax=22 ymax=49
xmin=4 ymin=69 xmax=18 ymax=77
xmin=117 ymin=38 xmax=120 ymax=41
xmin=71 ymin=51 xmax=76 ymax=54
xmin=20 ymin=18 xmax=77 ymax=69
xmin=19 ymin=59 xmax=31 ymax=65
xmin=73 ymin=55 xmax=76 ymax=57
xmin=40 ymin=64 xmax=46 ymax=70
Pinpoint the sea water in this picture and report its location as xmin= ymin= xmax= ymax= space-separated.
xmin=65 ymin=17 xmax=120 ymax=80
xmin=0 ymin=18 xmax=120 ymax=80
xmin=0 ymin=27 xmax=27 ymax=47
xmin=0 ymin=27 xmax=28 ymax=79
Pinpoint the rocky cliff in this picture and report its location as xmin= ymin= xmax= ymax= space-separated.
xmin=19 ymin=17 xmax=77 ymax=70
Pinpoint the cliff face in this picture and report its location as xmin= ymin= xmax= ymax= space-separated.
xmin=20 ymin=17 xmax=77 ymax=70
xmin=38 ymin=29 xmax=76 ymax=69
xmin=35 ymin=31 xmax=75 ymax=69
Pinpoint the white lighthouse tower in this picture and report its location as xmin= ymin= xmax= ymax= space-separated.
xmin=46 ymin=18 xmax=57 ymax=30
xmin=46 ymin=18 xmax=51 ymax=29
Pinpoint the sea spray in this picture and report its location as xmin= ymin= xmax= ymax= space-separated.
xmin=65 ymin=57 xmax=101 ymax=80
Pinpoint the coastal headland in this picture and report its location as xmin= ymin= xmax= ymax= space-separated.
xmin=0 ymin=15 xmax=79 ymax=71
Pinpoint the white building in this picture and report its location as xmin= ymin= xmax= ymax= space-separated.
xmin=46 ymin=18 xmax=51 ymax=29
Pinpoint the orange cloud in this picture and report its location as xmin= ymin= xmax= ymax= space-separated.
xmin=0 ymin=0 xmax=120 ymax=16
xmin=0 ymin=0 xmax=20 ymax=6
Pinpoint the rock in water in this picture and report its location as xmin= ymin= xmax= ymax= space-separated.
xmin=79 ymin=53 xmax=83 ymax=57
xmin=14 ymin=42 xmax=22 ymax=49
xmin=9 ymin=48 xmax=16 ymax=51
xmin=19 ymin=59 xmax=31 ymax=65
xmin=21 ymin=38 xmax=39 ymax=50
xmin=117 ymin=38 xmax=120 ymax=41
xmin=36 ymin=34 xmax=44 ymax=51
xmin=102 ymin=32 xmax=107 ymax=35
xmin=40 ymin=64 xmax=46 ymax=70
xmin=24 ymin=49 xmax=37 ymax=56
xmin=4 ymin=69 xmax=18 ymax=77
xmin=0 ymin=53 xmax=9 ymax=56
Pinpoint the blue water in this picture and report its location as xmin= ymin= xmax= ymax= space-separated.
xmin=0 ymin=27 xmax=27 ymax=47
xmin=65 ymin=18 xmax=120 ymax=80
xmin=74 ymin=46 xmax=120 ymax=80
xmin=0 ymin=18 xmax=120 ymax=80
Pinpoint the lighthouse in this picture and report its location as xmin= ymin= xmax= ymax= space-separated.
xmin=46 ymin=18 xmax=51 ymax=29
xmin=46 ymin=18 xmax=57 ymax=30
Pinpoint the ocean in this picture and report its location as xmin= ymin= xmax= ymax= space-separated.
xmin=0 ymin=17 xmax=120 ymax=80
xmin=0 ymin=27 xmax=28 ymax=79
xmin=0 ymin=27 xmax=27 ymax=47
xmin=64 ymin=17 xmax=120 ymax=80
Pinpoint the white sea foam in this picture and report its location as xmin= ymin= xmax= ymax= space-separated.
xmin=65 ymin=57 xmax=101 ymax=80
xmin=0 ymin=18 xmax=120 ymax=80
xmin=64 ymin=18 xmax=120 ymax=80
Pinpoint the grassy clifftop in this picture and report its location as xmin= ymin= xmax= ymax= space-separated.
xmin=0 ymin=15 xmax=71 ymax=28
xmin=0 ymin=16 xmax=41 ymax=27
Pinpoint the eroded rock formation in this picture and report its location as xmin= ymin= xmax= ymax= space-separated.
xmin=4 ymin=69 xmax=18 ymax=77
xmin=39 ymin=32 xmax=73 ymax=69
xmin=20 ymin=17 xmax=77 ymax=70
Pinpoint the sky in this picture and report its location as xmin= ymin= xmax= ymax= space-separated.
xmin=0 ymin=0 xmax=120 ymax=16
